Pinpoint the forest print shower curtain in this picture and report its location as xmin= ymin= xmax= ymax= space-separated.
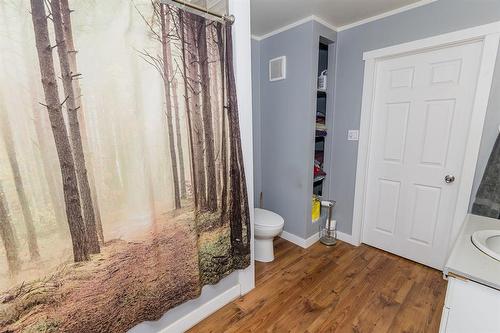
xmin=0 ymin=0 xmax=250 ymax=331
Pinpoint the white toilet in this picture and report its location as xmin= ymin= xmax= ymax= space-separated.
xmin=254 ymin=208 xmax=285 ymax=262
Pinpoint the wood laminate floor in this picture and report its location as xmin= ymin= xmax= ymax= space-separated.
xmin=189 ymin=238 xmax=447 ymax=332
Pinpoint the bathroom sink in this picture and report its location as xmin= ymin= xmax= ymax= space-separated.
xmin=471 ymin=230 xmax=500 ymax=262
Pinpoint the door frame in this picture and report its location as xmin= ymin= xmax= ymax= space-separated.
xmin=351 ymin=22 xmax=500 ymax=253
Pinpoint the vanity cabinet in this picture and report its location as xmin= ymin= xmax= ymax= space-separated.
xmin=439 ymin=276 xmax=500 ymax=332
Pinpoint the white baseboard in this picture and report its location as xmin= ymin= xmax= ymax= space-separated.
xmin=281 ymin=230 xmax=359 ymax=248
xmin=280 ymin=230 xmax=319 ymax=248
xmin=304 ymin=232 xmax=320 ymax=248
xmin=336 ymin=231 xmax=359 ymax=246
xmin=161 ymin=285 xmax=241 ymax=333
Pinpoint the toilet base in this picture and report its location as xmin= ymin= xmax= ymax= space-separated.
xmin=255 ymin=237 xmax=275 ymax=262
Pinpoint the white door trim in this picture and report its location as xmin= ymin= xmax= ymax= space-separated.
xmin=352 ymin=22 xmax=500 ymax=250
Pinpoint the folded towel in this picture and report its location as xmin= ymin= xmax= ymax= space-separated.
xmin=316 ymin=123 xmax=327 ymax=131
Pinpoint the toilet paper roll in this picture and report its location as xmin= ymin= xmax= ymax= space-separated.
xmin=326 ymin=219 xmax=337 ymax=231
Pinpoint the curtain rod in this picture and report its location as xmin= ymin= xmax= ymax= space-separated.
xmin=165 ymin=0 xmax=235 ymax=24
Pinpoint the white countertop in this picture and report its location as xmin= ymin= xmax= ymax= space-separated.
xmin=444 ymin=214 xmax=500 ymax=290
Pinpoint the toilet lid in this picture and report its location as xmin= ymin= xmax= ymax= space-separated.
xmin=254 ymin=208 xmax=284 ymax=228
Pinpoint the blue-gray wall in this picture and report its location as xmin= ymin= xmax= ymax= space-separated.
xmin=330 ymin=0 xmax=500 ymax=235
xmin=254 ymin=21 xmax=337 ymax=239
xmin=260 ymin=21 xmax=316 ymax=239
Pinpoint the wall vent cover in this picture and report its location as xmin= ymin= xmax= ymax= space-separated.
xmin=269 ymin=56 xmax=286 ymax=81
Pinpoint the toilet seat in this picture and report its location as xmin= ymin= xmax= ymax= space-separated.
xmin=255 ymin=208 xmax=284 ymax=228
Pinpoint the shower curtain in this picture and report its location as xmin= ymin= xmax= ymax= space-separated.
xmin=0 ymin=1 xmax=250 ymax=331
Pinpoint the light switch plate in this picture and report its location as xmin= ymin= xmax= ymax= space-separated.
xmin=348 ymin=130 xmax=359 ymax=141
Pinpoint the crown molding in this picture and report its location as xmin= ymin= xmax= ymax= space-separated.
xmin=251 ymin=15 xmax=338 ymax=42
xmin=310 ymin=15 xmax=339 ymax=32
xmin=336 ymin=0 xmax=438 ymax=31
xmin=253 ymin=16 xmax=320 ymax=41
xmin=251 ymin=0 xmax=438 ymax=40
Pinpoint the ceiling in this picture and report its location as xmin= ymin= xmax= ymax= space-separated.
xmin=250 ymin=0 xmax=430 ymax=37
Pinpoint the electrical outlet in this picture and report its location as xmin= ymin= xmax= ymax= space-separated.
xmin=348 ymin=130 xmax=359 ymax=141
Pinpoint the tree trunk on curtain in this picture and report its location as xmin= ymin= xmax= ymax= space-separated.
xmin=208 ymin=29 xmax=222 ymax=198
xmin=30 ymin=0 xmax=90 ymax=262
xmin=23 ymin=14 xmax=67 ymax=233
xmin=161 ymin=4 xmax=181 ymax=210
xmin=165 ymin=0 xmax=186 ymax=200
xmin=186 ymin=12 xmax=207 ymax=210
xmin=216 ymin=23 xmax=228 ymax=227
xmin=196 ymin=16 xmax=218 ymax=212
xmin=0 ymin=181 xmax=20 ymax=274
xmin=60 ymin=0 xmax=104 ymax=243
xmin=0 ymin=108 xmax=40 ymax=261
xmin=172 ymin=81 xmax=187 ymax=200
xmin=225 ymin=24 xmax=250 ymax=254
xmin=180 ymin=10 xmax=198 ymax=208
xmin=51 ymin=0 xmax=100 ymax=254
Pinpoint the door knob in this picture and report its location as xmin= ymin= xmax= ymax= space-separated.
xmin=445 ymin=175 xmax=456 ymax=183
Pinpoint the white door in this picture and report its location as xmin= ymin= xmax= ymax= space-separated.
xmin=362 ymin=40 xmax=483 ymax=269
